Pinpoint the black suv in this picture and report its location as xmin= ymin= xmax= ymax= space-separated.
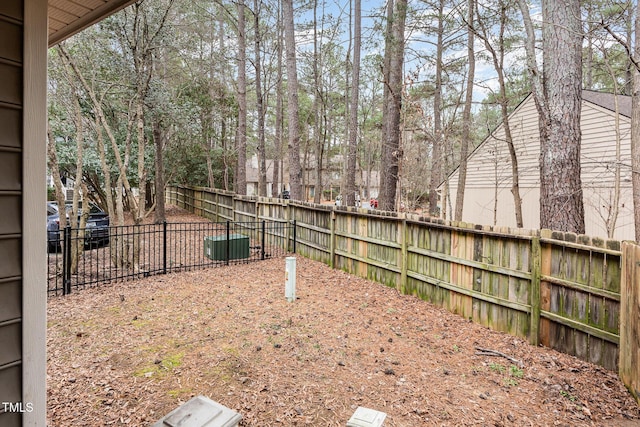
xmin=47 ymin=201 xmax=110 ymax=251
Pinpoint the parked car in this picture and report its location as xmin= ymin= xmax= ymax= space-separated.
xmin=47 ymin=201 xmax=110 ymax=252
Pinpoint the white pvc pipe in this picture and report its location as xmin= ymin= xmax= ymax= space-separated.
xmin=285 ymin=256 xmax=296 ymax=302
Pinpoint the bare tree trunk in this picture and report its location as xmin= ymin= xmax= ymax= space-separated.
xmin=519 ymin=0 xmax=584 ymax=233
xmin=455 ymin=0 xmax=475 ymax=221
xmin=539 ymin=0 xmax=584 ymax=233
xmin=379 ymin=0 xmax=406 ymax=211
xmin=46 ymin=125 xmax=68 ymax=252
xmin=345 ymin=0 xmax=361 ymax=207
xmin=253 ymin=0 xmax=268 ymax=197
xmin=428 ymin=1 xmax=445 ymax=217
xmin=312 ymin=0 xmax=323 ymax=204
xmin=283 ymin=0 xmax=302 ymax=199
xmin=69 ymin=91 xmax=87 ymax=274
xmin=379 ymin=0 xmax=393 ymax=208
xmin=272 ymin=2 xmax=283 ymax=197
xmin=236 ymin=0 xmax=248 ymax=195
xmin=475 ymin=1 xmax=523 ymax=227
xmin=135 ymin=98 xmax=147 ymax=225
xmin=153 ymin=120 xmax=166 ymax=223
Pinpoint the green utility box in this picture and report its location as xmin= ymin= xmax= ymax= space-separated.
xmin=204 ymin=234 xmax=250 ymax=261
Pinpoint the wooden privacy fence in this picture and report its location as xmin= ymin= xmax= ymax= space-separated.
xmin=167 ymin=185 xmax=640 ymax=403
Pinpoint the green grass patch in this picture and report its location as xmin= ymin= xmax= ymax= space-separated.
xmin=133 ymin=352 xmax=184 ymax=378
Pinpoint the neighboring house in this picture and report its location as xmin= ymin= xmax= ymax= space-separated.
xmin=0 ymin=1 xmax=140 ymax=426
xmin=245 ymin=155 xmax=277 ymax=197
xmin=245 ymin=153 xmax=380 ymax=201
xmin=301 ymin=154 xmax=380 ymax=201
xmin=47 ymin=174 xmax=76 ymax=200
xmin=442 ymin=90 xmax=634 ymax=241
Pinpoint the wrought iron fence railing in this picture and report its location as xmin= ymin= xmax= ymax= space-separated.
xmin=47 ymin=220 xmax=296 ymax=296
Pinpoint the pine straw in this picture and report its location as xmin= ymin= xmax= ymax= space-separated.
xmin=47 ymin=232 xmax=639 ymax=426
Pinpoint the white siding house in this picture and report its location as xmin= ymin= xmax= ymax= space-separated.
xmin=442 ymin=90 xmax=635 ymax=241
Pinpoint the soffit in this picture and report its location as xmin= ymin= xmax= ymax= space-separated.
xmin=48 ymin=0 xmax=137 ymax=47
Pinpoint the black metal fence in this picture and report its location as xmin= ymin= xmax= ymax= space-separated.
xmin=47 ymin=220 xmax=296 ymax=296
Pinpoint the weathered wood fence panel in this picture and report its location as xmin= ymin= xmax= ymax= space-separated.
xmin=290 ymin=203 xmax=332 ymax=264
xmin=538 ymin=231 xmax=621 ymax=371
xmin=166 ymin=186 xmax=640 ymax=401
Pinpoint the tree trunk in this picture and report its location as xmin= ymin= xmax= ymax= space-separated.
xmin=519 ymin=0 xmax=584 ymax=233
xmin=46 ymin=125 xmax=68 ymax=248
xmin=254 ymin=0 xmax=268 ymax=197
xmin=379 ymin=0 xmax=394 ymax=209
xmin=539 ymin=0 xmax=584 ymax=233
xmin=379 ymin=0 xmax=406 ymax=211
xmin=153 ymin=120 xmax=166 ymax=223
xmin=283 ymin=0 xmax=302 ymax=200
xmin=428 ymin=1 xmax=445 ymax=217
xmin=236 ymin=0 xmax=248 ymax=195
xmin=312 ymin=0 xmax=323 ymax=204
xmin=455 ymin=0 xmax=475 ymax=221
xmin=345 ymin=0 xmax=361 ymax=207
xmin=272 ymin=2 xmax=283 ymax=197
xmin=475 ymin=1 xmax=523 ymax=227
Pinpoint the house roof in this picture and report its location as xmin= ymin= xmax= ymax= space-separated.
xmin=48 ymin=0 xmax=138 ymax=47
xmin=582 ymin=89 xmax=631 ymax=117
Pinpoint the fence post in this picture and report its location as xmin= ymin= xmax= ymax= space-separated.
xmin=400 ymin=218 xmax=408 ymax=293
xmin=283 ymin=202 xmax=290 ymax=252
xmin=226 ymin=220 xmax=231 ymax=265
xmin=529 ymin=236 xmax=542 ymax=346
xmin=329 ymin=210 xmax=336 ymax=268
xmin=63 ymin=225 xmax=72 ymax=295
xmin=163 ymin=220 xmax=168 ymax=274
xmin=214 ymin=191 xmax=219 ymax=222
xmin=261 ymin=220 xmax=266 ymax=260
xmin=292 ymin=220 xmax=297 ymax=254
xmin=620 ymin=241 xmax=640 ymax=405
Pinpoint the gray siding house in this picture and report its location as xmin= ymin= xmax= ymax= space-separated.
xmin=0 ymin=1 xmax=139 ymax=426
xmin=442 ymin=90 xmax=635 ymax=241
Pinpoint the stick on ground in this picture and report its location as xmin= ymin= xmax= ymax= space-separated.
xmin=475 ymin=346 xmax=524 ymax=368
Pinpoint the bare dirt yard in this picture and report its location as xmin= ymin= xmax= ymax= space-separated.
xmin=47 ymin=214 xmax=640 ymax=426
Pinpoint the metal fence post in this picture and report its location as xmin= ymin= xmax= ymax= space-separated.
xmin=63 ymin=225 xmax=72 ymax=295
xmin=226 ymin=220 xmax=231 ymax=265
xmin=163 ymin=220 xmax=168 ymax=274
xmin=261 ymin=220 xmax=266 ymax=260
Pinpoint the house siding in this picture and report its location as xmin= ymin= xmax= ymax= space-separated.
xmin=446 ymin=93 xmax=635 ymax=241
xmin=0 ymin=1 xmax=23 ymax=426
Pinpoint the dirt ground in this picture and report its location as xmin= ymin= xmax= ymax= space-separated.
xmin=47 ymin=214 xmax=640 ymax=427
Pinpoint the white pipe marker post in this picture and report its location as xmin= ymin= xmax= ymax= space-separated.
xmin=285 ymin=257 xmax=296 ymax=302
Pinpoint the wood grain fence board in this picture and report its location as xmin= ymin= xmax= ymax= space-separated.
xmin=589 ymin=335 xmax=604 ymax=366
xmin=606 ymin=253 xmax=622 ymax=294
xmin=590 ymin=251 xmax=605 ymax=290
xmin=530 ymin=237 xmax=541 ymax=346
xmin=449 ymin=230 xmax=473 ymax=318
xmin=539 ymin=239 xmax=553 ymax=348
xmin=603 ymin=339 xmax=619 ymax=372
